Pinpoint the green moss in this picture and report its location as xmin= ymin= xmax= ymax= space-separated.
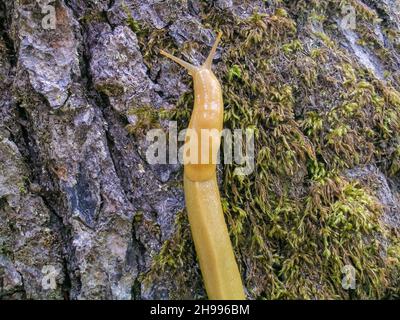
xmin=228 ymin=64 xmax=242 ymax=82
xmin=79 ymin=11 xmax=106 ymax=24
xmin=0 ymin=239 xmax=13 ymax=257
xmin=141 ymin=210 xmax=205 ymax=299
xmin=125 ymin=105 xmax=160 ymax=137
xmin=138 ymin=0 xmax=400 ymax=299
xmin=314 ymin=31 xmax=335 ymax=48
xmin=385 ymin=239 xmax=400 ymax=298
xmin=348 ymin=0 xmax=379 ymax=22
xmin=122 ymin=1 xmax=144 ymax=35
xmin=282 ymin=39 xmax=303 ymax=54
xmin=389 ymin=145 xmax=400 ymax=176
xmin=95 ymin=83 xmax=125 ymax=97
xmin=302 ymin=111 xmax=323 ymax=137
xmin=17 ymin=182 xmax=27 ymax=195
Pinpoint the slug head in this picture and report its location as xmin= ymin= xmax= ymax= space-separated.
xmin=160 ymin=32 xmax=223 ymax=182
xmin=160 ymin=32 xmax=222 ymax=76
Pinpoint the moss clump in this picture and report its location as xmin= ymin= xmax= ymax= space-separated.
xmin=0 ymin=239 xmax=13 ymax=257
xmin=140 ymin=0 xmax=400 ymax=299
xmin=228 ymin=64 xmax=242 ymax=82
xmin=17 ymin=182 xmax=27 ymax=195
xmin=385 ymin=239 xmax=400 ymax=298
xmin=79 ymin=11 xmax=106 ymax=25
xmin=121 ymin=1 xmax=146 ymax=36
xmin=141 ymin=211 xmax=205 ymax=299
xmin=125 ymin=105 xmax=160 ymax=137
xmin=95 ymin=83 xmax=125 ymax=97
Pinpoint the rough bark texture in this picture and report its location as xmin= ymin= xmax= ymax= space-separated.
xmin=0 ymin=0 xmax=399 ymax=300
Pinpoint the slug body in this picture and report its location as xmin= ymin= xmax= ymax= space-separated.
xmin=161 ymin=33 xmax=245 ymax=300
xmin=185 ymin=67 xmax=223 ymax=181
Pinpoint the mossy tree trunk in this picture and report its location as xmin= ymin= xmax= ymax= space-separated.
xmin=0 ymin=0 xmax=399 ymax=299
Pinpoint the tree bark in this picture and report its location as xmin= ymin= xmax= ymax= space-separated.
xmin=0 ymin=0 xmax=399 ymax=300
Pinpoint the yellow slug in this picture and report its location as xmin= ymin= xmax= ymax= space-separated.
xmin=161 ymin=33 xmax=245 ymax=300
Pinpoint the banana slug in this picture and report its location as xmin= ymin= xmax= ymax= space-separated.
xmin=161 ymin=33 xmax=245 ymax=300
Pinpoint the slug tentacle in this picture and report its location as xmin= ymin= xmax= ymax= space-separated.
xmin=203 ymin=31 xmax=222 ymax=70
xmin=159 ymin=50 xmax=198 ymax=75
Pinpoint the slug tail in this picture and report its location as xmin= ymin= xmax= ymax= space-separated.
xmin=203 ymin=31 xmax=222 ymax=70
xmin=160 ymin=50 xmax=198 ymax=74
